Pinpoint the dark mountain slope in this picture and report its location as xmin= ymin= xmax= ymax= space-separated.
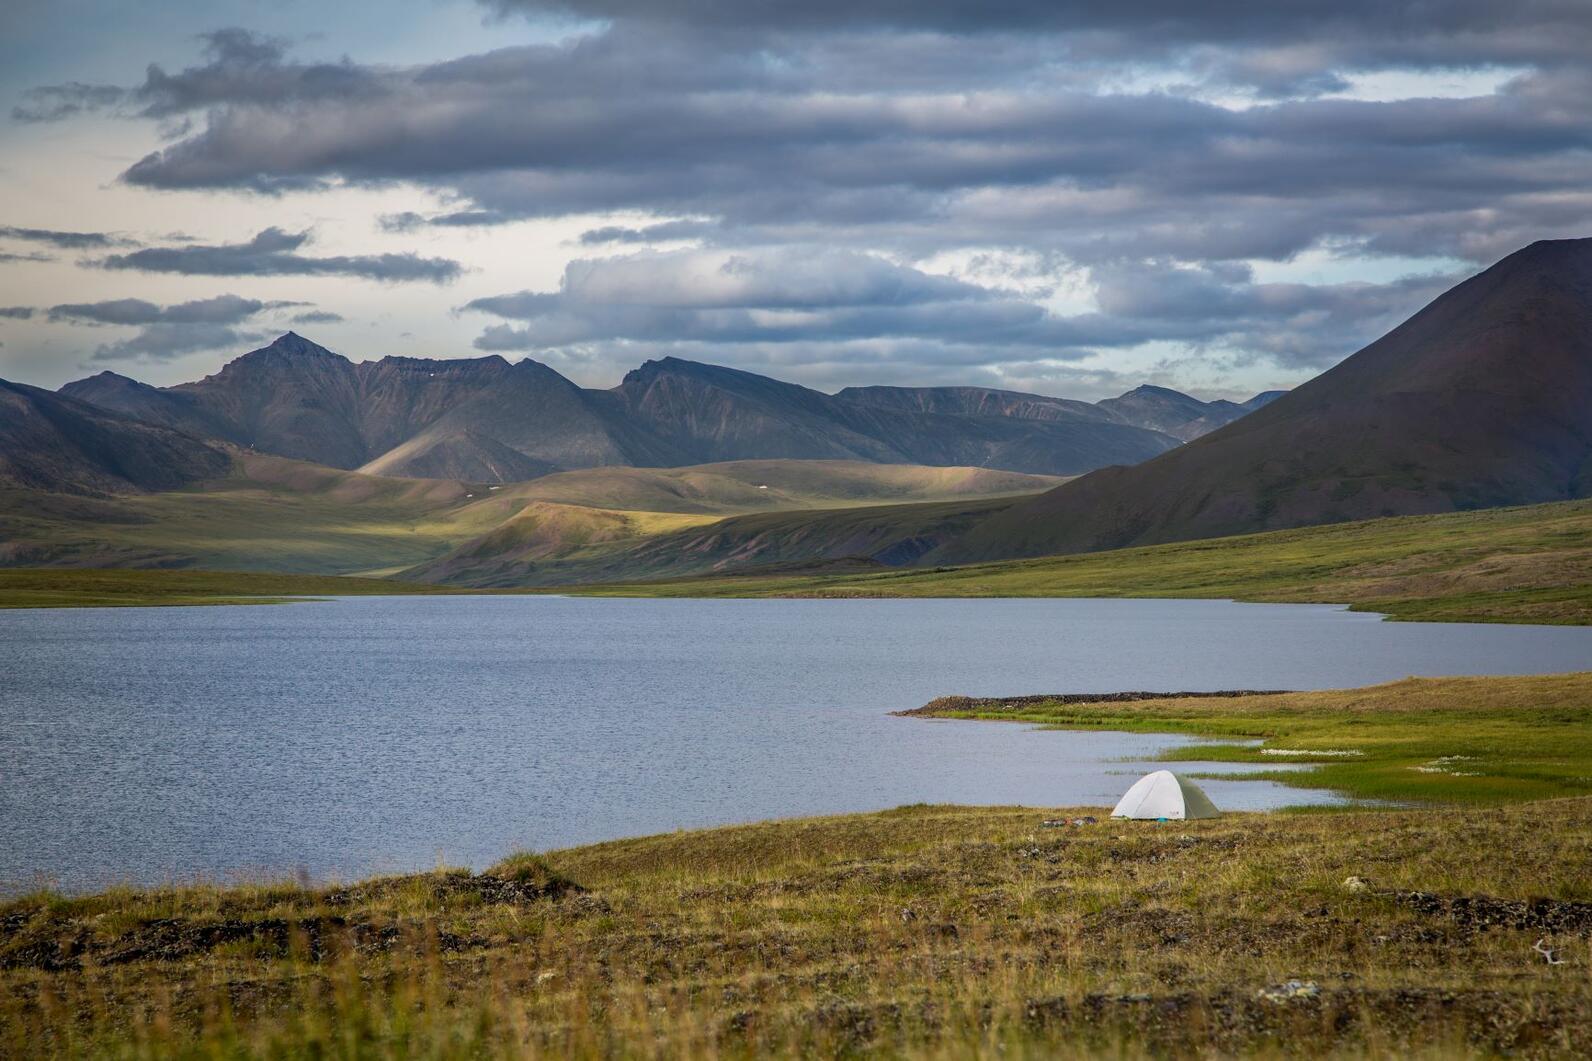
xmin=608 ymin=358 xmax=1180 ymax=474
xmin=0 ymin=379 xmax=231 ymax=496
xmin=834 ymin=384 xmax=1113 ymax=423
xmin=606 ymin=358 xmax=904 ymax=463
xmin=938 ymin=238 xmax=1592 ymax=563
xmin=1095 ymin=384 xmax=1249 ymax=441
xmin=837 ymin=381 xmax=1266 ymax=441
xmin=64 ymin=334 xmax=659 ymax=478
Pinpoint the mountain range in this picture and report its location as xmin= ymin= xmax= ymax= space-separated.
xmin=46 ymin=338 xmax=1275 ymax=488
xmin=5 ymin=237 xmax=1586 ymax=589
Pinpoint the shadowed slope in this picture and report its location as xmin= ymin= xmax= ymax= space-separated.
xmin=0 ymin=380 xmax=230 ymax=496
xmin=939 ymin=238 xmax=1592 ymax=563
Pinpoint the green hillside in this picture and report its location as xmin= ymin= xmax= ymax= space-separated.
xmin=0 ymin=454 xmax=1055 ymax=579
xmin=586 ymin=498 xmax=1592 ymax=624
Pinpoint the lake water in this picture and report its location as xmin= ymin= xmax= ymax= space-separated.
xmin=3 ymin=596 xmax=1590 ymax=893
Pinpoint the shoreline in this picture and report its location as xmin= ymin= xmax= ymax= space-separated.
xmin=897 ymin=672 xmax=1592 ymax=806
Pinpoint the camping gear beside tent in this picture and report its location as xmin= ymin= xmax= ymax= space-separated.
xmin=1110 ymin=770 xmax=1220 ymax=820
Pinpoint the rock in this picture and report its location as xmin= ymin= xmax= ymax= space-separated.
xmin=1257 ymin=979 xmax=1321 ymax=1004
xmin=1342 ymin=876 xmax=1373 ymax=893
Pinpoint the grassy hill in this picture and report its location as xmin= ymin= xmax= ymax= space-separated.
xmin=585 ymin=498 xmax=1592 ymax=624
xmin=481 ymin=459 xmax=1060 ymax=514
xmin=0 ymin=454 xmax=1055 ymax=579
xmin=7 ymin=672 xmax=1592 ymax=1056
xmin=404 ymin=496 xmax=1020 ymax=587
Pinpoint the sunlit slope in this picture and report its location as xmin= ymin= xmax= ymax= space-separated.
xmin=402 ymin=497 xmax=1018 ymax=587
xmin=456 ymin=459 xmax=1061 ymax=516
xmin=582 ymin=499 xmax=1592 ymax=625
xmin=0 ymin=454 xmax=1059 ymax=577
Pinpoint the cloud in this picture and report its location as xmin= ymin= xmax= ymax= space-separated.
xmin=0 ymin=307 xmax=36 ymax=319
xmin=461 ymin=246 xmax=1450 ymax=374
xmin=0 ymin=251 xmax=55 ymax=263
xmin=464 ymin=247 xmax=1054 ymax=350
xmin=290 ymin=309 xmax=345 ymax=324
xmin=74 ymin=20 xmax=1589 ymax=273
xmin=44 ymin=293 xmax=298 ymax=363
xmin=47 ymin=293 xmax=274 ymax=326
xmin=0 ymin=225 xmax=127 ymax=249
xmin=11 ymin=81 xmax=124 ymax=123
xmin=97 ymin=227 xmax=463 ymax=283
xmin=379 ymin=209 xmax=514 ymax=233
xmin=579 ymin=219 xmax=717 ymax=245
xmin=18 ymin=8 xmax=1592 ymax=389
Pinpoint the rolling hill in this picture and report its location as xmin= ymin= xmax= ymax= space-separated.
xmin=936 ymin=238 xmax=1592 ymax=563
xmin=0 ymin=454 xmax=1057 ymax=576
xmin=401 ymin=497 xmax=1020 ymax=587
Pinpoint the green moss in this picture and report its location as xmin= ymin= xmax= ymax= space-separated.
xmin=906 ymin=672 xmax=1592 ymax=805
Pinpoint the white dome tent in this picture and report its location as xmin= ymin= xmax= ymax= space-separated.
xmin=1110 ymin=770 xmax=1221 ymax=820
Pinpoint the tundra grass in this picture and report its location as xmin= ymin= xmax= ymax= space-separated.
xmin=903 ymin=672 xmax=1592 ymax=806
xmin=0 ymin=569 xmax=465 ymax=609
xmin=589 ymin=498 xmax=1592 ymax=625
xmin=4 ymin=796 xmax=1591 ymax=1058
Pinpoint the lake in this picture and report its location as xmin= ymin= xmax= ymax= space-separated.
xmin=3 ymin=595 xmax=1590 ymax=893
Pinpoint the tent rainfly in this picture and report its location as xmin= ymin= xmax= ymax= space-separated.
xmin=1110 ymin=770 xmax=1221 ymax=820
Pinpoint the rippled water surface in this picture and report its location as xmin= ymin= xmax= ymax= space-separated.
xmin=4 ymin=595 xmax=1590 ymax=892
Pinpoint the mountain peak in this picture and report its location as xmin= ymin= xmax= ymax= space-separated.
xmin=1124 ymin=384 xmax=1191 ymax=399
xmin=263 ymin=331 xmax=334 ymax=357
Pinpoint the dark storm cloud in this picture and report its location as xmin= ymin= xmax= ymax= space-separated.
xmin=0 ymin=306 xmax=36 ymax=319
xmin=97 ymin=227 xmax=463 ymax=283
xmin=0 ymin=225 xmax=127 ymax=249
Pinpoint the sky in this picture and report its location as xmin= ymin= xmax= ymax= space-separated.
xmin=1 ymin=1 xmax=1589 ymax=400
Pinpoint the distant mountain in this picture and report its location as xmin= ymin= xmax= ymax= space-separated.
xmin=1242 ymin=390 xmax=1287 ymax=411
xmin=1092 ymin=384 xmax=1247 ymax=441
xmin=0 ymin=379 xmax=230 ymax=496
xmin=60 ymin=337 xmax=1208 ymax=482
xmin=61 ymin=334 xmax=660 ymax=478
xmin=607 ymin=357 xmax=1183 ymax=474
xmin=833 ymin=384 xmax=1113 ymax=423
xmin=937 ymin=238 xmax=1592 ymax=563
xmin=838 ymin=381 xmax=1270 ymax=442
